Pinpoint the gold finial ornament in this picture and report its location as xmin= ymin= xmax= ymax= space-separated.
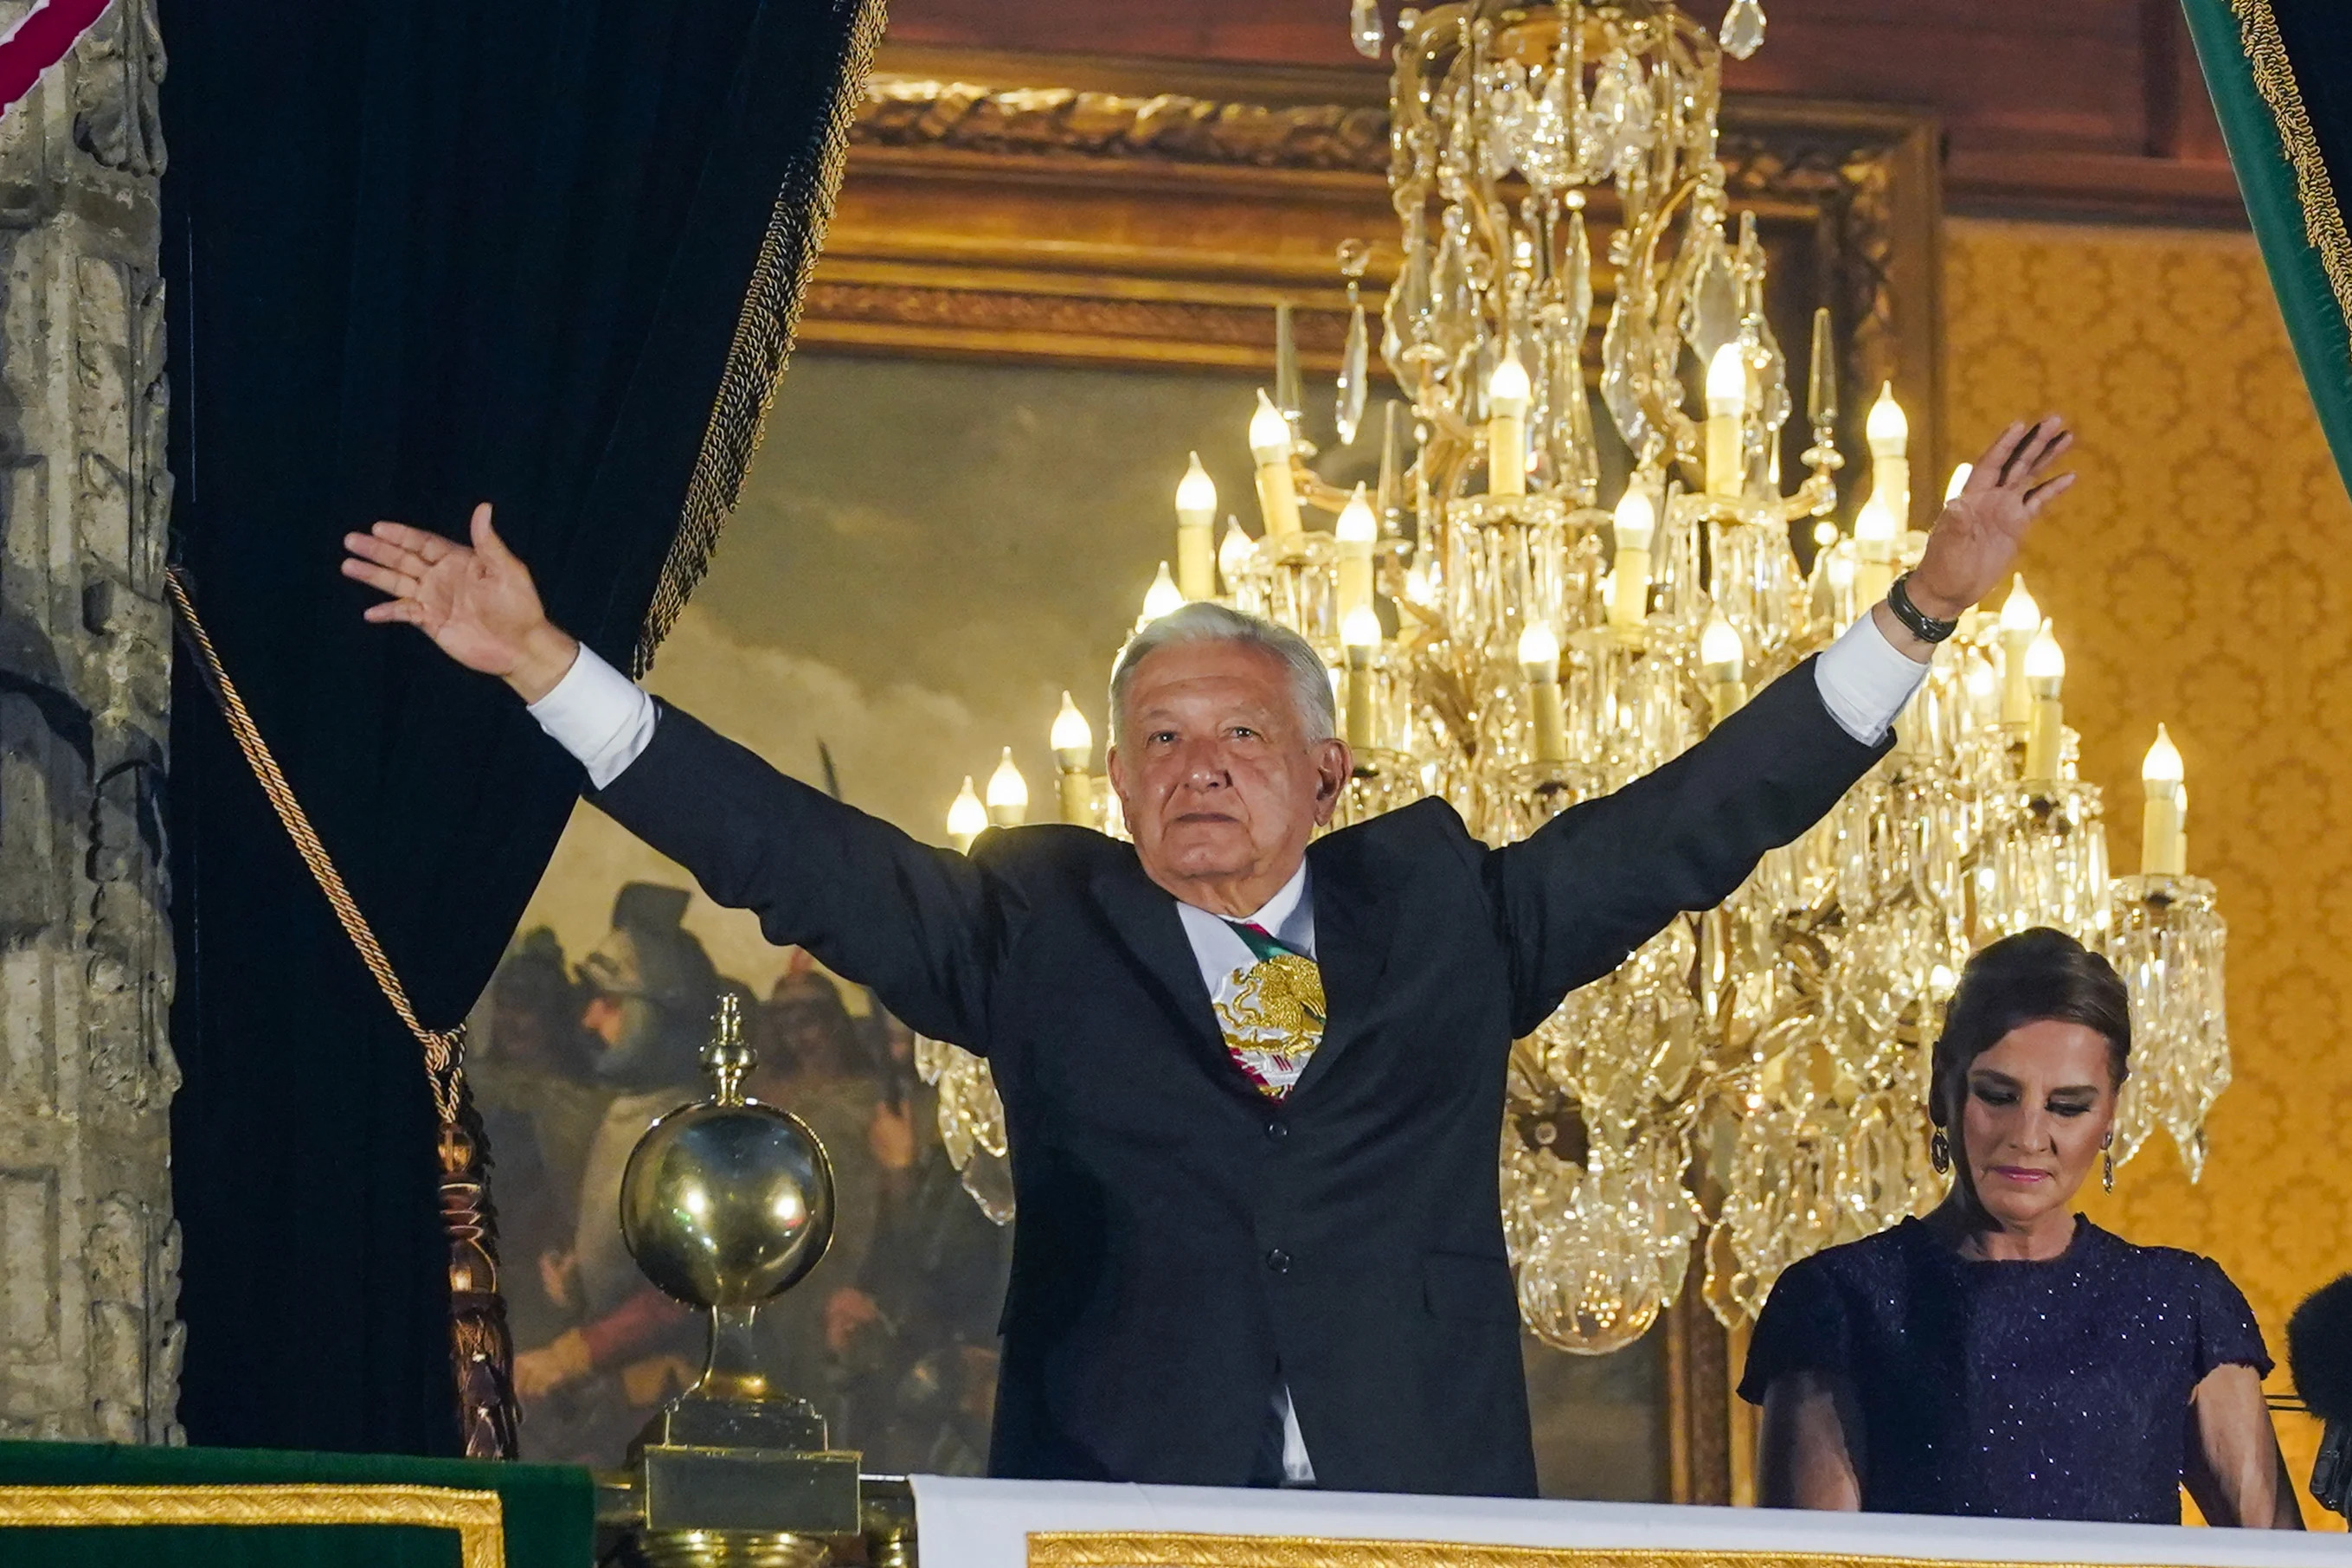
xmin=703 ymin=993 xmax=754 ymax=1106
xmin=611 ymin=1001 xmax=865 ymax=1565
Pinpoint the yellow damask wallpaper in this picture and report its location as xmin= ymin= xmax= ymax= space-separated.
xmin=1945 ymin=218 xmax=2352 ymax=1525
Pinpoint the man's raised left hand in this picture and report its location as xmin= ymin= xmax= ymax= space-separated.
xmin=1905 ymin=415 xmax=2077 ymax=621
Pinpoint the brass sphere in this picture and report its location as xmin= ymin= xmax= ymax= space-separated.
xmin=619 ymin=1096 xmax=835 ymax=1310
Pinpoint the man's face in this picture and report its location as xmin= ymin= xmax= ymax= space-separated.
xmin=778 ymin=1002 xmax=851 ymax=1079
xmin=581 ymin=992 xmax=627 ymax=1048
xmin=1108 ymin=639 xmax=1350 ymax=903
xmin=492 ymin=997 xmax=556 ymax=1071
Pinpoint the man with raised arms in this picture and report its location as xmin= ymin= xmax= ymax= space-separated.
xmin=344 ymin=417 xmax=2073 ymax=1496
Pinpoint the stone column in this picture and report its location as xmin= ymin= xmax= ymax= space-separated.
xmin=0 ymin=0 xmax=179 ymax=1443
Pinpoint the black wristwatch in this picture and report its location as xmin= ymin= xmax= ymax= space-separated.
xmin=1886 ymin=572 xmax=1960 ymax=644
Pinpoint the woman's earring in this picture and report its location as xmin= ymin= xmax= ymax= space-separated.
xmin=2102 ymin=1133 xmax=2115 ymax=1193
xmin=1930 ymin=1128 xmax=1950 ymax=1175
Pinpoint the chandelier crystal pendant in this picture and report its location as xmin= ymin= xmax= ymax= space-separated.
xmin=916 ymin=0 xmax=2230 ymax=1353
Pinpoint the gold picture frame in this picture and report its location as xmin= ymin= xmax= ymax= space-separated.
xmin=807 ymin=44 xmax=1944 ymax=490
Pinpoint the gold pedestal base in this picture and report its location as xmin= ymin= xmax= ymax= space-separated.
xmin=634 ymin=1529 xmax=832 ymax=1568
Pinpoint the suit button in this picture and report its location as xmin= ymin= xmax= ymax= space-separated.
xmin=1265 ymin=1120 xmax=1288 ymax=1141
xmin=1266 ymin=1248 xmax=1292 ymax=1275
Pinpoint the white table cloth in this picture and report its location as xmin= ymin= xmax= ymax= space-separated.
xmin=909 ymin=1476 xmax=2347 ymax=1568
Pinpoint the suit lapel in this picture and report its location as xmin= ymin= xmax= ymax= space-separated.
xmin=1088 ymin=854 xmax=1234 ymax=1081
xmin=1290 ymin=827 xmax=1402 ymax=1100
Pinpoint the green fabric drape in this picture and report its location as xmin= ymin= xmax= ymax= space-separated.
xmin=2182 ymin=0 xmax=2352 ymax=492
xmin=0 ymin=1441 xmax=590 ymax=1567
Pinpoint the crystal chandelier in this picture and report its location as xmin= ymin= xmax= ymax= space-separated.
xmin=916 ymin=0 xmax=2230 ymax=1352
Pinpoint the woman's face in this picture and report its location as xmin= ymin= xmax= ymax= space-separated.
xmin=1950 ymin=1019 xmax=2117 ymax=1229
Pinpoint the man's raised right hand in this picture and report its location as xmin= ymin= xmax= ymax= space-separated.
xmin=342 ymin=502 xmax=580 ymax=702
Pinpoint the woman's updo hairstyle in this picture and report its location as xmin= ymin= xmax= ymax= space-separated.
xmin=1929 ymin=927 xmax=2130 ymax=1127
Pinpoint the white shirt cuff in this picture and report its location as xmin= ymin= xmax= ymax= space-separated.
xmin=526 ymin=642 xmax=658 ymax=789
xmin=1812 ymin=609 xmax=1930 ymax=745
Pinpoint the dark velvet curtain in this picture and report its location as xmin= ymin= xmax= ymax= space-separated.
xmin=2184 ymin=0 xmax=2352 ymax=491
xmin=160 ymin=0 xmax=880 ymax=1454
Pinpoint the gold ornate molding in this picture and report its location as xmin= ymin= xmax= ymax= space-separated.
xmin=806 ymin=48 xmax=1942 ymax=479
xmin=0 ymin=1483 xmax=504 ymax=1568
xmin=855 ymin=78 xmax=1389 ymax=171
xmin=802 ymin=280 xmax=1355 ymax=370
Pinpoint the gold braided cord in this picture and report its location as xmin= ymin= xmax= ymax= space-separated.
xmin=2230 ymin=0 xmax=2352 ymax=356
xmin=0 ymin=1483 xmax=504 ymax=1568
xmin=164 ymin=568 xmax=463 ymax=1125
xmin=1028 ymin=1538 xmax=2166 ymax=1568
xmin=633 ymin=0 xmax=890 ymax=675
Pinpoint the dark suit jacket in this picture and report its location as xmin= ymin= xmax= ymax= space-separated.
xmin=591 ymin=657 xmax=1886 ymax=1496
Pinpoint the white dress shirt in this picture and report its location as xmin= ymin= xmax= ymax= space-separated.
xmin=525 ymin=608 xmax=1929 ymax=1486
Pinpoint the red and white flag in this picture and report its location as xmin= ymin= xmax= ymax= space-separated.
xmin=0 ymin=0 xmax=112 ymax=118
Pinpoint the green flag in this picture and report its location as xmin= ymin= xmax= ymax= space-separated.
xmin=2185 ymin=0 xmax=2352 ymax=492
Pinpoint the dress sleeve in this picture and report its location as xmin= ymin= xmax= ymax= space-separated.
xmin=2194 ymin=1256 xmax=2275 ymax=1379
xmin=1738 ymin=1256 xmax=1855 ymax=1405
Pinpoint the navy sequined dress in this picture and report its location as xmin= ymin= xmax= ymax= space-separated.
xmin=1738 ymin=1216 xmax=2270 ymax=1523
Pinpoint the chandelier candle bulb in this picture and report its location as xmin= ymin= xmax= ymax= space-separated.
xmin=1055 ymin=771 xmax=1092 ymax=826
xmin=1944 ymin=463 xmax=1972 ymax=505
xmin=1997 ymin=574 xmax=2040 ymax=727
xmin=1173 ymin=452 xmax=1218 ymax=600
xmin=1217 ymin=517 xmax=1251 ymax=597
xmin=946 ymin=776 xmax=986 ymax=852
xmin=1826 ymin=549 xmax=1855 ymax=628
xmin=1867 ymin=382 xmax=1911 ymax=528
xmin=1051 ymin=692 xmax=1094 ymax=825
xmin=1704 ymin=343 xmax=1745 ymax=498
xmin=1700 ymin=610 xmax=1745 ymax=724
xmin=1608 ymin=486 xmax=1656 ymax=629
xmin=2022 ymin=620 xmax=2066 ymax=782
xmin=1852 ymin=494 xmax=1897 ymax=611
xmin=985 ymin=748 xmax=1030 ymax=828
xmin=1249 ymin=389 xmax=1302 ymax=541
xmin=1139 ymin=562 xmax=1184 ymax=630
xmin=1341 ymin=606 xmax=1382 ymax=752
xmin=1517 ymin=621 xmax=1568 ymax=764
xmin=1336 ymin=483 xmax=1378 ymax=623
xmin=1963 ymin=652 xmax=2000 ymax=729
xmin=1487 ymin=350 xmax=1532 ymax=498
xmin=2142 ymin=724 xmax=2188 ymax=874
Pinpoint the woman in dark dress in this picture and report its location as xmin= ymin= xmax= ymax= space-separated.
xmin=1740 ymin=927 xmax=2299 ymax=1526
